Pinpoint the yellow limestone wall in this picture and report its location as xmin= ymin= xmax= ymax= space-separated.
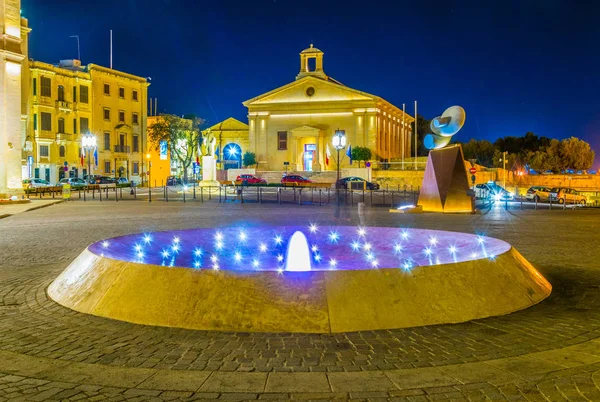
xmin=48 ymin=247 xmax=551 ymax=333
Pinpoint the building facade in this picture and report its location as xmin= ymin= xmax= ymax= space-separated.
xmin=204 ymin=117 xmax=250 ymax=170
xmin=25 ymin=60 xmax=149 ymax=184
xmin=0 ymin=0 xmax=29 ymax=195
xmin=242 ymin=45 xmax=415 ymax=172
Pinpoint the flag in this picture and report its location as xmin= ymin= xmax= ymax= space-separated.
xmin=346 ymin=144 xmax=352 ymax=165
xmin=325 ymin=145 xmax=331 ymax=166
xmin=93 ymin=147 xmax=98 ymax=167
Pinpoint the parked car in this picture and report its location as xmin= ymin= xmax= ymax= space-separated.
xmin=57 ymin=178 xmax=86 ymax=188
xmin=335 ymin=176 xmax=380 ymax=190
xmin=166 ymin=176 xmax=184 ymax=186
xmin=22 ymin=178 xmax=52 ymax=189
xmin=94 ymin=176 xmax=117 ymax=184
xmin=475 ymin=182 xmax=513 ymax=201
xmin=281 ymin=174 xmax=312 ymax=185
xmin=525 ymin=186 xmax=552 ymax=202
xmin=115 ymin=177 xmax=129 ymax=185
xmin=553 ymin=188 xmax=587 ymax=205
xmin=236 ymin=174 xmax=266 ymax=185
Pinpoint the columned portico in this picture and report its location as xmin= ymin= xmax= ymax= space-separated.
xmin=291 ymin=125 xmax=321 ymax=172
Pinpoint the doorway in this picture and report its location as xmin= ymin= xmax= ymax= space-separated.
xmin=303 ymin=144 xmax=316 ymax=171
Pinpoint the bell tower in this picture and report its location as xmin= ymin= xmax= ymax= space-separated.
xmin=296 ymin=44 xmax=327 ymax=80
xmin=0 ymin=0 xmax=29 ymax=196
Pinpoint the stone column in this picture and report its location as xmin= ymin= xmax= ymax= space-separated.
xmin=313 ymin=134 xmax=321 ymax=172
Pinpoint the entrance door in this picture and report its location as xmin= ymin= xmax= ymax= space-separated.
xmin=44 ymin=168 xmax=50 ymax=182
xmin=303 ymin=144 xmax=316 ymax=171
xmin=59 ymin=168 xmax=65 ymax=180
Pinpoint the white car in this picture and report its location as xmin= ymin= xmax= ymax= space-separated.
xmin=22 ymin=178 xmax=52 ymax=188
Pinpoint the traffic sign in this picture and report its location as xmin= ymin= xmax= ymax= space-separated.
xmin=366 ymin=162 xmax=371 ymax=168
xmin=469 ymin=167 xmax=477 ymax=174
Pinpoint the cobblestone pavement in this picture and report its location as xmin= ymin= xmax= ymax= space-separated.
xmin=0 ymin=202 xmax=599 ymax=400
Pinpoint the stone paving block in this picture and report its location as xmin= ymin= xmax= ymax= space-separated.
xmin=385 ymin=367 xmax=460 ymax=389
xmin=438 ymin=362 xmax=519 ymax=386
xmin=137 ymin=370 xmax=211 ymax=391
xmin=265 ymin=372 xmax=330 ymax=393
xmin=486 ymin=356 xmax=566 ymax=379
xmin=528 ymin=349 xmax=600 ymax=368
xmin=198 ymin=372 xmax=267 ymax=392
xmin=327 ymin=371 xmax=397 ymax=392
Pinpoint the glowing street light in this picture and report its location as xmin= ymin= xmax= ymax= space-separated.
xmin=332 ymin=129 xmax=347 ymax=183
xmin=82 ymin=132 xmax=97 ymax=183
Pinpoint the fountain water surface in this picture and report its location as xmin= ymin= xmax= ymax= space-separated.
xmin=285 ymin=231 xmax=312 ymax=272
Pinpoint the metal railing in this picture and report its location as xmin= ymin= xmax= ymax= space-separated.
xmin=113 ymin=145 xmax=131 ymax=153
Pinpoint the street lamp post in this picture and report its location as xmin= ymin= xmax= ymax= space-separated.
xmin=146 ymin=153 xmax=152 ymax=202
xmin=332 ymin=130 xmax=347 ymax=208
xmin=82 ymin=132 xmax=97 ymax=184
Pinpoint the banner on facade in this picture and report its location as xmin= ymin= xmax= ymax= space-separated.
xmin=159 ymin=141 xmax=168 ymax=160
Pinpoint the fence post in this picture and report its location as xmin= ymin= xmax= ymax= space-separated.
xmin=183 ymin=187 xmax=186 ymax=203
xmin=193 ymin=182 xmax=196 ymax=200
xmin=240 ymin=186 xmax=244 ymax=204
xmin=563 ymin=197 xmax=566 ymax=210
xmin=166 ymin=185 xmax=168 ymax=202
xmin=200 ymin=186 xmax=203 ymax=203
xmin=83 ymin=188 xmax=86 ymax=201
xmin=149 ymin=183 xmax=152 ymax=202
xmin=115 ymin=186 xmax=118 ymax=202
xmin=383 ymin=189 xmax=386 ymax=205
xmin=534 ymin=196 xmax=537 ymax=210
xmin=319 ymin=189 xmax=322 ymax=206
xmin=299 ymin=189 xmax=302 ymax=205
xmin=99 ymin=186 xmax=102 ymax=201
xmin=259 ymin=187 xmax=262 ymax=204
xmin=391 ymin=191 xmax=394 ymax=208
xmin=370 ymin=189 xmax=373 ymax=206
xmin=219 ymin=186 xmax=221 ymax=203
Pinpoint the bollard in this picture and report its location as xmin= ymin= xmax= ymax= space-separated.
xmin=299 ymin=189 xmax=302 ymax=205
xmin=115 ymin=186 xmax=118 ymax=202
xmin=240 ymin=186 xmax=244 ymax=204
xmin=83 ymin=188 xmax=86 ymax=201
xmin=149 ymin=183 xmax=152 ymax=202
xmin=183 ymin=187 xmax=186 ymax=203
xmin=351 ymin=189 xmax=353 ymax=206
xmin=328 ymin=187 xmax=330 ymax=204
xmin=549 ymin=197 xmax=552 ymax=210
xmin=219 ymin=186 xmax=222 ymax=203
xmin=370 ymin=189 xmax=373 ymax=206
xmin=278 ymin=188 xmax=281 ymax=204
xmin=383 ymin=189 xmax=386 ymax=205
xmin=363 ymin=188 xmax=365 ymax=203
xmin=166 ymin=186 xmax=168 ymax=202
xmin=200 ymin=186 xmax=203 ymax=202
xmin=391 ymin=191 xmax=394 ymax=208
xmin=259 ymin=187 xmax=262 ymax=204
xmin=293 ymin=186 xmax=296 ymax=202
xmin=520 ymin=197 xmax=522 ymax=210
xmin=99 ymin=187 xmax=102 ymax=201
xmin=92 ymin=186 xmax=95 ymax=199
xmin=563 ymin=197 xmax=566 ymax=210
xmin=193 ymin=182 xmax=196 ymax=199
xmin=319 ymin=189 xmax=322 ymax=206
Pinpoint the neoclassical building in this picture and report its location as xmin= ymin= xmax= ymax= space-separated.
xmin=241 ymin=44 xmax=414 ymax=172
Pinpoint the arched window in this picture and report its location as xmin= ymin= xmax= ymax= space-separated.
xmin=223 ymin=143 xmax=242 ymax=170
xmin=59 ymin=145 xmax=66 ymax=158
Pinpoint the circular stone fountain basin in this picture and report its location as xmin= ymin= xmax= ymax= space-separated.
xmin=48 ymin=226 xmax=552 ymax=333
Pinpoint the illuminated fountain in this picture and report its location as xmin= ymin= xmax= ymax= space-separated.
xmin=285 ymin=231 xmax=312 ymax=272
xmin=48 ymin=225 xmax=552 ymax=333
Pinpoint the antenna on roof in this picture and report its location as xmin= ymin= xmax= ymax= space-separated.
xmin=109 ymin=30 xmax=113 ymax=69
xmin=69 ymin=35 xmax=80 ymax=61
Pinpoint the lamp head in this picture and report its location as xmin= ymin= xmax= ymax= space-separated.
xmin=332 ymin=130 xmax=346 ymax=150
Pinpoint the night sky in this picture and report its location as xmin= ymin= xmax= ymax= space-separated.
xmin=24 ymin=0 xmax=600 ymax=163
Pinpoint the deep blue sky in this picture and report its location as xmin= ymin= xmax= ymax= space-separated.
xmin=24 ymin=0 xmax=600 ymax=162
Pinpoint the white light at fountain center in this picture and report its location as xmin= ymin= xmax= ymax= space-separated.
xmin=284 ymin=231 xmax=312 ymax=272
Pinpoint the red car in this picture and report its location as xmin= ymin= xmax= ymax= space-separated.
xmin=281 ymin=174 xmax=312 ymax=185
xmin=236 ymin=174 xmax=266 ymax=184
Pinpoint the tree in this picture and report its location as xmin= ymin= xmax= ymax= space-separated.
xmin=148 ymin=114 xmax=204 ymax=181
xmin=351 ymin=146 xmax=372 ymax=168
xmin=461 ymin=139 xmax=496 ymax=167
xmin=243 ymin=151 xmax=257 ymax=168
xmin=560 ymin=137 xmax=595 ymax=170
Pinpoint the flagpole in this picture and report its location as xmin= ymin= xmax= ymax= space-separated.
xmin=414 ymin=100 xmax=418 ymax=170
xmin=402 ymin=103 xmax=405 ymax=170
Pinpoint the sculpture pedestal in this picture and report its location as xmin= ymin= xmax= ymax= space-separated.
xmin=199 ymin=156 xmax=220 ymax=191
xmin=418 ymin=145 xmax=474 ymax=213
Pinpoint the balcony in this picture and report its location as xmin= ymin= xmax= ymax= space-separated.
xmin=37 ymin=130 xmax=55 ymax=140
xmin=56 ymin=133 xmax=72 ymax=142
xmin=113 ymin=145 xmax=131 ymax=153
xmin=73 ymin=101 xmax=90 ymax=111
xmin=56 ymin=100 xmax=72 ymax=112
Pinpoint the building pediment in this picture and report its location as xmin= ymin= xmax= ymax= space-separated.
xmin=206 ymin=117 xmax=249 ymax=132
xmin=243 ymin=76 xmax=377 ymax=107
